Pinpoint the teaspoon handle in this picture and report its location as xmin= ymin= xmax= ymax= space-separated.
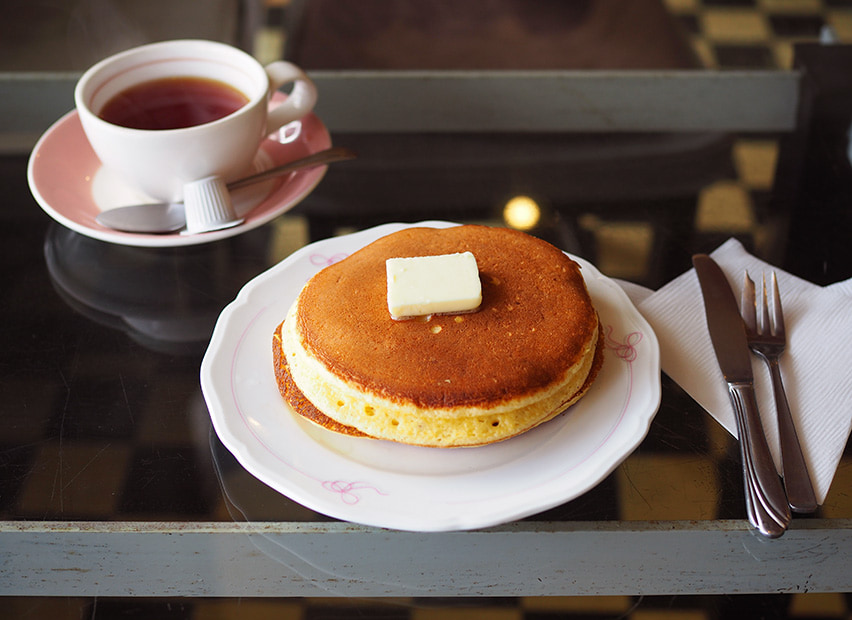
xmin=227 ymin=146 xmax=357 ymax=191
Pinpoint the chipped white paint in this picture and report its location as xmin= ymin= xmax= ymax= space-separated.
xmin=1 ymin=520 xmax=851 ymax=596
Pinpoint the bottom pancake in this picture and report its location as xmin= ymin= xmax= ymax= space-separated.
xmin=273 ymin=318 xmax=605 ymax=446
xmin=273 ymin=324 xmax=370 ymax=438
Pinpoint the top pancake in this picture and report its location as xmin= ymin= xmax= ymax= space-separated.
xmin=296 ymin=225 xmax=598 ymax=410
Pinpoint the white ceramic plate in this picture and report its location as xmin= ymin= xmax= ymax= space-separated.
xmin=27 ymin=94 xmax=331 ymax=248
xmin=201 ymin=221 xmax=661 ymax=531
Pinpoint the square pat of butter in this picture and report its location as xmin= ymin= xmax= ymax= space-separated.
xmin=386 ymin=252 xmax=482 ymax=320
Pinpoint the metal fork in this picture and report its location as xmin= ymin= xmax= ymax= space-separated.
xmin=742 ymin=271 xmax=818 ymax=513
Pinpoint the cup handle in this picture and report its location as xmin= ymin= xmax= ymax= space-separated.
xmin=264 ymin=61 xmax=318 ymax=135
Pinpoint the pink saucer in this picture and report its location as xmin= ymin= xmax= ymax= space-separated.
xmin=27 ymin=95 xmax=332 ymax=247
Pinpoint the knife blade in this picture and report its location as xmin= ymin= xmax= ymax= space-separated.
xmin=692 ymin=254 xmax=791 ymax=537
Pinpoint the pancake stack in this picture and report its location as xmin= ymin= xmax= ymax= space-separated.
xmin=273 ymin=225 xmax=603 ymax=447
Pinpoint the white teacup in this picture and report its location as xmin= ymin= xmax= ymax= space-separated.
xmin=75 ymin=39 xmax=318 ymax=202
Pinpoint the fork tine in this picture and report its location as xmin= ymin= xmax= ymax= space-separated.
xmin=770 ymin=271 xmax=785 ymax=338
xmin=760 ymin=273 xmax=772 ymax=335
xmin=742 ymin=271 xmax=757 ymax=333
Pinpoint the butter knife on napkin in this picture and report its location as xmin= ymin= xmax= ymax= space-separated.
xmin=693 ymin=254 xmax=790 ymax=537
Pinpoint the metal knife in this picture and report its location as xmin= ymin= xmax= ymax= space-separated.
xmin=692 ymin=254 xmax=791 ymax=538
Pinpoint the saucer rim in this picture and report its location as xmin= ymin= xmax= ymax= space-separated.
xmin=27 ymin=106 xmax=332 ymax=248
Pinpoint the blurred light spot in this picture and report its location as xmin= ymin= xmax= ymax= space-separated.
xmin=503 ymin=195 xmax=540 ymax=230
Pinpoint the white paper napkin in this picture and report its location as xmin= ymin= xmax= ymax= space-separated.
xmin=619 ymin=238 xmax=852 ymax=504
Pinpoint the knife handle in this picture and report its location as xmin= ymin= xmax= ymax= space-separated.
xmin=742 ymin=456 xmax=787 ymax=538
xmin=729 ymin=382 xmax=791 ymax=535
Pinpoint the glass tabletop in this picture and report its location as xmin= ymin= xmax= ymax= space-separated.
xmin=2 ymin=1 xmax=852 ymax=608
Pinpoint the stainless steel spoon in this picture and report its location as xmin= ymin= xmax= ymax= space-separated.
xmin=95 ymin=146 xmax=356 ymax=234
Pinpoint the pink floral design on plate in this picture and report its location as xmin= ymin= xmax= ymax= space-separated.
xmin=310 ymin=252 xmax=349 ymax=267
xmin=322 ymin=480 xmax=389 ymax=505
xmin=604 ymin=324 xmax=642 ymax=362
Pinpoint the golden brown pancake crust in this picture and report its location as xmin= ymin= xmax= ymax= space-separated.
xmin=274 ymin=319 xmax=606 ymax=443
xmin=296 ymin=225 xmax=599 ymax=409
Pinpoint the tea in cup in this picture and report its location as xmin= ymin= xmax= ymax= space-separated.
xmin=75 ymin=39 xmax=318 ymax=202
